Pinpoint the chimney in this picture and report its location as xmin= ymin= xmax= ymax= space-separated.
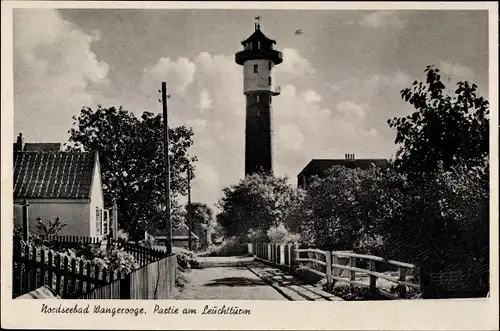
xmin=15 ymin=133 xmax=25 ymax=152
xmin=345 ymin=153 xmax=355 ymax=162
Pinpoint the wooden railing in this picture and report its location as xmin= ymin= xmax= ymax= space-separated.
xmin=249 ymin=242 xmax=421 ymax=299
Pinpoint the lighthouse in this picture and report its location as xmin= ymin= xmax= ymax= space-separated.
xmin=235 ymin=18 xmax=283 ymax=176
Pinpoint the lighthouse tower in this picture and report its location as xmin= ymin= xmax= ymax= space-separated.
xmin=235 ymin=18 xmax=283 ymax=176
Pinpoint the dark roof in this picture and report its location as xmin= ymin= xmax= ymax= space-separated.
xmin=298 ymin=158 xmax=391 ymax=178
xmin=14 ymin=152 xmax=97 ymax=199
xmin=151 ymin=223 xmax=199 ymax=240
xmin=24 ymin=143 xmax=61 ymax=152
xmin=241 ymin=28 xmax=276 ymax=45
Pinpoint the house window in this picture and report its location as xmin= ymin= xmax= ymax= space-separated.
xmin=253 ymin=64 xmax=258 ymax=73
xmin=103 ymin=209 xmax=109 ymax=235
xmin=268 ymin=76 xmax=272 ymax=85
xmin=256 ymin=95 xmax=260 ymax=102
xmin=96 ymin=208 xmax=102 ymax=236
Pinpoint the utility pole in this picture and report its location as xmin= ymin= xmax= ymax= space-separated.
xmin=187 ymin=163 xmax=192 ymax=251
xmin=161 ymin=82 xmax=172 ymax=255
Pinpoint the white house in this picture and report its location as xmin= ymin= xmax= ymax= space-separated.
xmin=13 ymin=134 xmax=110 ymax=238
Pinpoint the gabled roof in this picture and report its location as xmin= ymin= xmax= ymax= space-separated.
xmin=14 ymin=151 xmax=97 ymax=199
xmin=298 ymin=158 xmax=391 ymax=178
xmin=24 ymin=143 xmax=61 ymax=152
xmin=241 ymin=28 xmax=276 ymax=45
xmin=151 ymin=223 xmax=200 ymax=240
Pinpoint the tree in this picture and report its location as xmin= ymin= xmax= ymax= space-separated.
xmin=388 ymin=65 xmax=489 ymax=176
xmin=294 ymin=166 xmax=400 ymax=253
xmin=216 ymin=173 xmax=303 ymax=238
xmin=66 ymin=105 xmax=197 ymax=240
xmin=188 ymin=202 xmax=214 ymax=230
xmin=186 ymin=202 xmax=214 ymax=246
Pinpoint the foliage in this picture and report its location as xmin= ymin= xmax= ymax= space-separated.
xmin=35 ymin=217 xmax=67 ymax=240
xmin=187 ymin=202 xmax=215 ymax=246
xmin=207 ymin=236 xmax=248 ymax=257
xmin=66 ymin=105 xmax=197 ymax=240
xmin=117 ymin=229 xmax=129 ymax=243
xmin=188 ymin=202 xmax=214 ymax=229
xmin=216 ymin=173 xmax=304 ymax=237
xmin=326 ymin=284 xmax=387 ymax=301
xmin=89 ymin=244 xmax=139 ymax=274
xmin=246 ymin=228 xmax=267 ymax=243
xmin=173 ymin=247 xmax=199 ymax=269
xmin=388 ymin=65 xmax=489 ymax=175
xmin=266 ymin=223 xmax=300 ymax=244
xmin=295 ymin=166 xmax=398 ymax=252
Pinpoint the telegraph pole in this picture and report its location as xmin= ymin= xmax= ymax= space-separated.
xmin=187 ymin=163 xmax=192 ymax=251
xmin=161 ymin=82 xmax=172 ymax=255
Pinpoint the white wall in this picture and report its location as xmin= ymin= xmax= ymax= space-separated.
xmin=243 ymin=59 xmax=275 ymax=94
xmin=14 ymin=199 xmax=90 ymax=236
xmin=88 ymin=154 xmax=105 ymax=237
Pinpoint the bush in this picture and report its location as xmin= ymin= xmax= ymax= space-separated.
xmin=207 ymin=236 xmax=247 ymax=256
xmin=117 ymin=229 xmax=129 ymax=242
xmin=173 ymin=247 xmax=199 ymax=270
xmin=267 ymin=223 xmax=300 ymax=244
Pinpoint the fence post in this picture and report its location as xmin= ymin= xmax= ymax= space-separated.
xmin=247 ymin=243 xmax=253 ymax=255
xmin=22 ymin=200 xmax=29 ymax=242
xmin=267 ymin=244 xmax=271 ymax=262
xmin=290 ymin=244 xmax=297 ymax=272
xmin=325 ymin=251 xmax=332 ymax=285
xmin=349 ymin=257 xmax=356 ymax=281
xmin=307 ymin=250 xmax=313 ymax=271
xmin=120 ymin=273 xmax=131 ymax=299
xmin=331 ymin=252 xmax=339 ymax=278
xmin=369 ymin=260 xmax=377 ymax=295
xmin=112 ymin=200 xmax=118 ymax=241
xmin=398 ymin=267 xmax=407 ymax=299
xmin=279 ymin=245 xmax=285 ymax=265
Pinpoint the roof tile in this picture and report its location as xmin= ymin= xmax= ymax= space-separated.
xmin=14 ymin=152 xmax=96 ymax=199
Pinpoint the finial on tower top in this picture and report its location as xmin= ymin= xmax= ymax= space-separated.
xmin=254 ymin=16 xmax=261 ymax=30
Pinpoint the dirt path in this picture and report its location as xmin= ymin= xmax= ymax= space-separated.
xmin=172 ymin=265 xmax=289 ymax=300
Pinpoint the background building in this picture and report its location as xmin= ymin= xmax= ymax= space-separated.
xmin=297 ymin=154 xmax=391 ymax=189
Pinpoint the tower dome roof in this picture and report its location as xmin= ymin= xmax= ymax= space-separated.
xmin=241 ymin=27 xmax=276 ymax=46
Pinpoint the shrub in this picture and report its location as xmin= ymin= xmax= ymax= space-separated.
xmin=267 ymin=223 xmax=300 ymax=244
xmin=246 ymin=228 xmax=267 ymax=243
xmin=173 ymin=247 xmax=199 ymax=269
xmin=207 ymin=236 xmax=247 ymax=256
xmin=117 ymin=229 xmax=129 ymax=242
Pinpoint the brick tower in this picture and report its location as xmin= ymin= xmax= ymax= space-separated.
xmin=235 ymin=18 xmax=283 ymax=176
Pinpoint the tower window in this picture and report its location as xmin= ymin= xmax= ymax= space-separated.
xmin=253 ymin=65 xmax=258 ymax=73
xmin=256 ymin=95 xmax=260 ymax=102
xmin=257 ymin=41 xmax=261 ymax=49
xmin=268 ymin=77 xmax=272 ymax=85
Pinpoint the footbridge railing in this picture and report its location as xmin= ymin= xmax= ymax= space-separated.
xmin=248 ymin=242 xmax=421 ymax=299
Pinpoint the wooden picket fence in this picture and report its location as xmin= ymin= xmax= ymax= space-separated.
xmin=249 ymin=242 xmax=421 ymax=299
xmin=13 ymin=242 xmax=122 ymax=298
xmin=13 ymin=239 xmax=174 ymax=299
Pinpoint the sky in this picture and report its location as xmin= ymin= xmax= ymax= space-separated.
xmin=13 ymin=8 xmax=489 ymax=208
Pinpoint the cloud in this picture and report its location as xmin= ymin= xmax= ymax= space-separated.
xmin=359 ymin=11 xmax=408 ymax=29
xmin=13 ymin=9 xmax=109 ymax=143
xmin=303 ymin=90 xmax=322 ymax=103
xmin=276 ymin=48 xmax=315 ymax=76
xmin=336 ymin=101 xmax=366 ymax=118
xmin=142 ymin=57 xmax=196 ymax=97
xmin=439 ymin=60 xmax=475 ymax=79
xmin=198 ymin=89 xmax=212 ymax=111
